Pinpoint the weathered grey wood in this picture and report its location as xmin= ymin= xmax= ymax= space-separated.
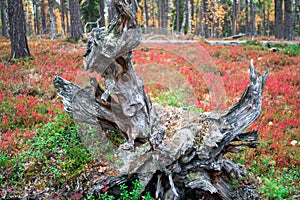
xmin=206 ymin=39 xmax=299 ymax=46
xmin=53 ymin=0 xmax=268 ymax=199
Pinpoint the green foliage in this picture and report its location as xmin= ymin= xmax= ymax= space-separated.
xmin=260 ymin=178 xmax=289 ymax=199
xmin=246 ymin=40 xmax=258 ymax=45
xmin=153 ymin=87 xmax=203 ymax=113
xmin=119 ymin=179 xmax=144 ymax=200
xmin=143 ymin=192 xmax=153 ymax=200
xmin=282 ymin=44 xmax=300 ymax=56
xmin=129 ymin=179 xmax=144 ymax=200
xmin=99 ymin=193 xmax=115 ymax=200
xmin=92 ymin=179 xmax=152 ymax=200
xmin=0 ymin=112 xmax=92 ymax=188
xmin=227 ymin=152 xmax=299 ymax=199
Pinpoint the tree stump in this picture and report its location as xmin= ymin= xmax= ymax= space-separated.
xmin=53 ymin=1 xmax=268 ymax=199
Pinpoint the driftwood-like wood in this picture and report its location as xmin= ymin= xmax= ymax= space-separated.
xmin=53 ymin=0 xmax=268 ymax=199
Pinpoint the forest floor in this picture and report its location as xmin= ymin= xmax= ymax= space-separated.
xmin=0 ymin=37 xmax=299 ymax=199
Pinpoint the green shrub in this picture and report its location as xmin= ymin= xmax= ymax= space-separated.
xmin=1 ymin=113 xmax=92 ymax=189
xmin=96 ymin=179 xmax=153 ymax=200
xmin=282 ymin=44 xmax=300 ymax=56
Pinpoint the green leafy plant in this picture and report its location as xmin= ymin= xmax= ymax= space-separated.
xmin=1 ymin=112 xmax=92 ymax=189
xmin=260 ymin=178 xmax=289 ymax=199
xmin=282 ymin=44 xmax=300 ymax=56
xmin=95 ymin=179 xmax=152 ymax=200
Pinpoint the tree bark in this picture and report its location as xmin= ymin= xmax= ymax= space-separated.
xmin=48 ymin=0 xmax=57 ymax=39
xmin=108 ymin=0 xmax=116 ymax=22
xmin=60 ymin=0 xmax=66 ymax=36
xmin=65 ymin=5 xmax=70 ymax=33
xmin=69 ymin=0 xmax=82 ymax=41
xmin=40 ymin=0 xmax=47 ymax=33
xmin=33 ymin=0 xmax=40 ymax=35
xmin=187 ymin=0 xmax=192 ymax=35
xmin=203 ymin=0 xmax=210 ymax=38
xmin=144 ymin=0 xmax=149 ymax=28
xmin=54 ymin=0 xmax=268 ymax=199
xmin=262 ymin=0 xmax=266 ymax=36
xmin=284 ymin=0 xmax=294 ymax=40
xmin=275 ymin=0 xmax=283 ymax=38
xmin=250 ymin=0 xmax=256 ymax=36
xmin=99 ymin=0 xmax=105 ymax=27
xmin=0 ymin=0 xmax=8 ymax=36
xmin=267 ymin=0 xmax=270 ymax=36
xmin=245 ymin=0 xmax=249 ymax=36
xmin=232 ymin=0 xmax=237 ymax=36
xmin=295 ymin=0 xmax=300 ymax=38
xmin=7 ymin=0 xmax=31 ymax=59
xmin=181 ymin=0 xmax=187 ymax=34
xmin=176 ymin=0 xmax=180 ymax=32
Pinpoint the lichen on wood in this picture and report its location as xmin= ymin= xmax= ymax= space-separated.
xmin=53 ymin=0 xmax=268 ymax=199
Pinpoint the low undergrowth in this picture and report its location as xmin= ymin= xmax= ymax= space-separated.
xmin=0 ymin=37 xmax=299 ymax=198
xmin=0 ymin=112 xmax=92 ymax=195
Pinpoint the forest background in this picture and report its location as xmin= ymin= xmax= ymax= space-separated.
xmin=0 ymin=0 xmax=299 ymax=40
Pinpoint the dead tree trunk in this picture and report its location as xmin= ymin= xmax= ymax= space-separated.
xmin=53 ymin=0 xmax=268 ymax=199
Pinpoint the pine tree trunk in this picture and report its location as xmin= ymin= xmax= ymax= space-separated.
xmin=60 ymin=0 xmax=66 ymax=36
xmin=159 ymin=0 xmax=164 ymax=28
xmin=99 ymin=0 xmax=105 ymax=27
xmin=198 ymin=0 xmax=203 ymax=36
xmin=250 ymin=0 xmax=256 ymax=36
xmin=48 ymin=0 xmax=57 ymax=39
xmin=295 ymin=0 xmax=300 ymax=38
xmin=232 ymin=0 xmax=237 ymax=35
xmin=187 ymin=0 xmax=192 ymax=35
xmin=25 ymin=1 xmax=32 ymax=35
xmin=33 ymin=0 xmax=40 ymax=35
xmin=262 ymin=0 xmax=266 ymax=36
xmin=164 ymin=0 xmax=169 ymax=30
xmin=275 ymin=0 xmax=283 ymax=38
xmin=284 ymin=0 xmax=294 ymax=40
xmin=203 ymin=0 xmax=209 ymax=38
xmin=267 ymin=0 xmax=270 ymax=36
xmin=144 ymin=0 xmax=149 ymax=28
xmin=65 ymin=6 xmax=70 ymax=33
xmin=245 ymin=0 xmax=249 ymax=36
xmin=40 ymin=0 xmax=47 ymax=34
xmin=69 ymin=0 xmax=82 ymax=41
xmin=0 ymin=0 xmax=8 ymax=36
xmin=7 ymin=0 xmax=31 ymax=59
xmin=181 ymin=0 xmax=187 ymax=34
xmin=176 ymin=0 xmax=180 ymax=32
